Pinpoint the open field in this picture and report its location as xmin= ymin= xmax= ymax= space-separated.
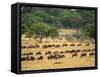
xmin=21 ymin=29 xmax=95 ymax=71
xmin=58 ymin=29 xmax=78 ymax=36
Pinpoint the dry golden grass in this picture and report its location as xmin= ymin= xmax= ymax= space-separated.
xmin=21 ymin=41 xmax=95 ymax=71
xmin=58 ymin=29 xmax=77 ymax=35
xmin=21 ymin=29 xmax=95 ymax=71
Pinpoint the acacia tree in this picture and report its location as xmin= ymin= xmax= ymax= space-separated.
xmin=30 ymin=23 xmax=58 ymax=43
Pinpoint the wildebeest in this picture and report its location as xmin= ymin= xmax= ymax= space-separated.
xmin=62 ymin=44 xmax=68 ymax=47
xmin=85 ymin=43 xmax=90 ymax=46
xmin=28 ymin=52 xmax=33 ymax=55
xmin=47 ymin=54 xmax=65 ymax=60
xmin=42 ymin=45 xmax=48 ymax=48
xmin=70 ymin=50 xmax=76 ymax=53
xmin=72 ymin=53 xmax=78 ymax=57
xmin=81 ymin=53 xmax=87 ymax=58
xmin=65 ymin=50 xmax=70 ymax=53
xmin=54 ymin=62 xmax=62 ymax=64
xmin=47 ymin=55 xmax=54 ymax=60
xmin=21 ymin=46 xmax=27 ymax=48
xmin=65 ymin=50 xmax=68 ymax=53
xmin=77 ymin=43 xmax=82 ymax=46
xmin=55 ymin=44 xmax=60 ymax=47
xmin=59 ymin=54 xmax=65 ymax=59
xmin=76 ymin=50 xmax=81 ymax=53
xmin=21 ymin=57 xmax=26 ymax=61
xmin=89 ymin=52 xmax=95 ymax=56
xmin=27 ymin=45 xmax=34 ymax=48
xmin=30 ymin=56 xmax=35 ymax=60
xmin=53 ymin=51 xmax=59 ymax=54
xmin=22 ymin=52 xmax=33 ymax=56
xmin=36 ymin=52 xmax=42 ymax=55
xmin=87 ymin=49 xmax=91 ymax=52
xmin=21 ymin=55 xmax=35 ymax=61
xmin=82 ymin=49 xmax=87 ymax=52
xmin=92 ymin=48 xmax=95 ymax=52
xmin=70 ymin=44 xmax=75 ymax=46
xmin=53 ymin=54 xmax=65 ymax=60
xmin=48 ymin=45 xmax=52 ymax=47
xmin=60 ymin=51 xmax=64 ymax=54
xmin=37 ymin=56 xmax=43 ymax=60
xmin=45 ymin=51 xmax=51 ymax=55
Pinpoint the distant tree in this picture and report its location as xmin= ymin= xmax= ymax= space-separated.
xmin=29 ymin=23 xmax=59 ymax=42
xmin=81 ymin=22 xmax=95 ymax=39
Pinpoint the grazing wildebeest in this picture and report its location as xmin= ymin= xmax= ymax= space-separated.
xmin=52 ymin=44 xmax=55 ymax=47
xmin=22 ymin=53 xmax=26 ymax=56
xmin=89 ymin=52 xmax=95 ymax=56
xmin=81 ymin=53 xmax=87 ymax=58
xmin=70 ymin=44 xmax=75 ymax=46
xmin=53 ymin=51 xmax=58 ymax=54
xmin=28 ymin=52 xmax=33 ymax=55
xmin=60 ymin=51 xmax=64 ymax=54
xmin=55 ymin=44 xmax=60 ymax=47
xmin=65 ymin=50 xmax=68 ymax=53
xmin=70 ymin=50 xmax=76 ymax=53
xmin=30 ymin=56 xmax=35 ymax=60
xmin=53 ymin=54 xmax=65 ymax=60
xmin=82 ymin=49 xmax=87 ymax=52
xmin=47 ymin=45 xmax=52 ymax=47
xmin=21 ymin=55 xmax=33 ymax=61
xmin=45 ymin=51 xmax=51 ymax=55
xmin=62 ymin=44 xmax=68 ymax=47
xmin=37 ymin=56 xmax=43 ymax=60
xmin=85 ymin=43 xmax=90 ymax=46
xmin=43 ymin=45 xmax=48 ymax=48
xmin=21 ymin=46 xmax=27 ymax=48
xmin=72 ymin=53 xmax=78 ymax=57
xmin=92 ymin=48 xmax=95 ymax=52
xmin=65 ymin=50 xmax=70 ymax=53
xmin=21 ymin=57 xmax=26 ymax=61
xmin=77 ymin=43 xmax=82 ymax=46
xmin=36 ymin=52 xmax=42 ymax=55
xmin=47 ymin=55 xmax=54 ymax=60
xmin=76 ymin=50 xmax=81 ymax=53
xmin=54 ymin=62 xmax=62 ymax=64
xmin=28 ymin=45 xmax=34 ymax=48
xmin=22 ymin=52 xmax=33 ymax=57
xmin=87 ymin=49 xmax=91 ymax=52
xmin=59 ymin=54 xmax=65 ymax=59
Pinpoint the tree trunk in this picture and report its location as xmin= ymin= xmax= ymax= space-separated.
xmin=39 ymin=37 xmax=42 ymax=43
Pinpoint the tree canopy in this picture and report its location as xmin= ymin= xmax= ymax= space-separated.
xmin=21 ymin=6 xmax=96 ymax=40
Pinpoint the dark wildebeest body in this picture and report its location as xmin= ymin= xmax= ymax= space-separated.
xmin=81 ymin=53 xmax=87 ymax=58
xmin=89 ymin=52 xmax=95 ymax=56
xmin=72 ymin=53 xmax=78 ymax=57
xmin=36 ymin=52 xmax=42 ymax=55
xmin=37 ymin=56 xmax=43 ymax=60
xmin=77 ymin=43 xmax=82 ymax=46
xmin=62 ymin=44 xmax=68 ymax=47
xmin=70 ymin=44 xmax=75 ymax=46
xmin=85 ymin=43 xmax=90 ymax=46
xmin=45 ymin=51 xmax=51 ymax=55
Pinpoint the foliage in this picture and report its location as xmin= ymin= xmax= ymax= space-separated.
xmin=21 ymin=6 xmax=96 ymax=40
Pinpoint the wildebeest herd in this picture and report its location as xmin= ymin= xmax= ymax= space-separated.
xmin=21 ymin=42 xmax=95 ymax=63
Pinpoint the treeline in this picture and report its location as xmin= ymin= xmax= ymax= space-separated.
xmin=21 ymin=6 xmax=96 ymax=40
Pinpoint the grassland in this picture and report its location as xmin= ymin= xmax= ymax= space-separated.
xmin=21 ymin=29 xmax=95 ymax=71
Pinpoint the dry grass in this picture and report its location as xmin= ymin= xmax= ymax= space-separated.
xmin=21 ymin=29 xmax=95 ymax=71
xmin=58 ymin=29 xmax=78 ymax=36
